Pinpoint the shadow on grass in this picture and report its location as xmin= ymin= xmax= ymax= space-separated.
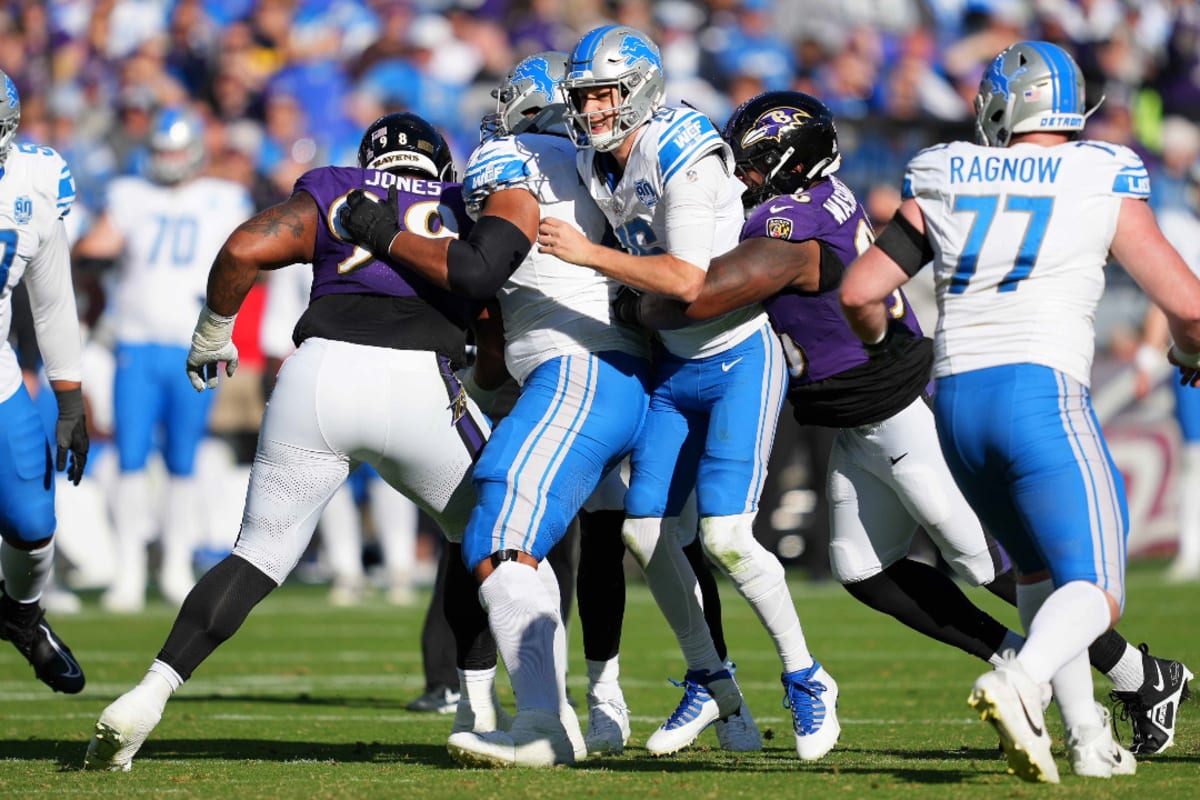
xmin=167 ymin=693 xmax=415 ymax=710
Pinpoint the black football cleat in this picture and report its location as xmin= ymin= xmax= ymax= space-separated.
xmin=1110 ymin=643 xmax=1192 ymax=755
xmin=0 ymin=581 xmax=85 ymax=694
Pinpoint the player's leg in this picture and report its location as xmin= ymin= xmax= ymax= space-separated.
xmin=1168 ymin=378 xmax=1200 ymax=580
xmin=0 ymin=383 xmax=84 ymax=694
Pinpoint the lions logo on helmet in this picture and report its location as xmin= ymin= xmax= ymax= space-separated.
xmin=974 ymin=41 xmax=1096 ymax=147
xmin=479 ymin=52 xmax=569 ymax=142
xmin=511 ymin=57 xmax=556 ymax=105
xmin=618 ymin=34 xmax=659 ymax=70
xmin=0 ymin=69 xmax=21 ymax=165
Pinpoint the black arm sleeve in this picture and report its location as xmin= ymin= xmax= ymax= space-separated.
xmin=874 ymin=210 xmax=935 ymax=277
xmin=445 ymin=215 xmax=533 ymax=299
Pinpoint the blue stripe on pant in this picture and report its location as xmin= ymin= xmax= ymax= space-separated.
xmin=462 ymin=351 xmax=649 ymax=570
xmin=933 ymin=364 xmax=1127 ymax=604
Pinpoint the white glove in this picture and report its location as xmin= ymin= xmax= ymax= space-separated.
xmin=186 ymin=305 xmax=239 ymax=392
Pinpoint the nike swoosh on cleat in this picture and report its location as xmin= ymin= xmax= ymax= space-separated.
xmin=40 ymin=624 xmax=83 ymax=678
xmin=1017 ymin=693 xmax=1044 ymax=737
xmin=721 ymin=358 xmax=743 ymax=372
xmin=1151 ymin=662 xmax=1165 ymax=692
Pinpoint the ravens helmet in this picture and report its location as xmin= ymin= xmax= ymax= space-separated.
xmin=480 ymin=51 xmax=569 ymax=142
xmin=562 ymin=25 xmax=665 ymax=152
xmin=723 ymin=90 xmax=841 ymax=208
xmin=357 ymin=112 xmax=456 ymax=181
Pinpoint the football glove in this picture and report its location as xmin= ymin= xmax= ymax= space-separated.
xmin=611 ymin=285 xmax=644 ymax=326
xmin=186 ymin=304 xmax=239 ymax=391
xmin=1169 ymin=344 xmax=1200 ymax=388
xmin=863 ymin=321 xmax=917 ymax=361
xmin=339 ymin=186 xmax=401 ymax=257
xmin=53 ymin=387 xmax=89 ymax=485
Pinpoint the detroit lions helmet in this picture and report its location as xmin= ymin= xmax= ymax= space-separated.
xmin=723 ymin=90 xmax=841 ymax=208
xmin=480 ymin=51 xmax=569 ymax=142
xmin=975 ymin=41 xmax=1097 ymax=147
xmin=147 ymin=107 xmax=206 ymax=184
xmin=0 ymin=70 xmax=19 ymax=166
xmin=358 ymin=112 xmax=456 ymax=181
xmin=562 ymin=25 xmax=665 ymax=152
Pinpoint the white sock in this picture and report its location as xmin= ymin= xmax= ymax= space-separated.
xmin=162 ymin=477 xmax=200 ymax=576
xmin=459 ymin=666 xmax=497 ymax=708
xmin=1051 ymin=649 xmax=1104 ymax=731
xmin=1019 ymin=580 xmax=1112 ymax=685
xmin=478 ymin=560 xmax=562 ymax=713
xmin=701 ymin=514 xmax=812 ymax=673
xmin=147 ymin=660 xmax=184 ymax=694
xmin=535 ymin=559 xmax=571 ymax=708
xmin=586 ymin=656 xmax=621 ymax=698
xmin=318 ymin=484 xmax=364 ymax=583
xmin=111 ymin=472 xmax=153 ymax=595
xmin=1178 ymin=443 xmax=1200 ymax=564
xmin=623 ymin=516 xmax=724 ymax=676
xmin=0 ymin=540 xmax=54 ymax=603
xmin=988 ymin=629 xmax=1027 ymax=667
xmin=1105 ymin=644 xmax=1146 ymax=693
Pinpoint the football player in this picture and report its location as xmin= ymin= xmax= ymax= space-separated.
xmin=84 ymin=112 xmax=497 ymax=772
xmin=841 ymin=41 xmax=1200 ymax=782
xmin=0 ymin=69 xmax=89 ymax=695
xmin=538 ymin=25 xmax=838 ymax=761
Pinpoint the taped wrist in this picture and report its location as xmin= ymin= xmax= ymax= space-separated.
xmin=193 ymin=304 xmax=237 ymax=345
xmin=446 ymin=215 xmax=532 ymax=299
xmin=1170 ymin=343 xmax=1200 ymax=370
xmin=875 ymin=210 xmax=934 ymax=276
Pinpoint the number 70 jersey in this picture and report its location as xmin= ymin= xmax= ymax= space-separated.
xmin=904 ymin=138 xmax=1149 ymax=386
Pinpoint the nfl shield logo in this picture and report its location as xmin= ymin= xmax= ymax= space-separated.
xmin=766 ymin=216 xmax=792 ymax=239
xmin=14 ymin=195 xmax=32 ymax=225
xmin=634 ymin=179 xmax=658 ymax=208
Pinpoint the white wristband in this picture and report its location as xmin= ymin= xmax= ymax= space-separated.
xmin=193 ymin=304 xmax=237 ymax=342
xmin=1135 ymin=343 xmax=1161 ymax=373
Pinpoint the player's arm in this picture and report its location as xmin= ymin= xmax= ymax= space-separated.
xmin=840 ymin=198 xmax=930 ymax=347
xmin=71 ymin=211 xmax=124 ymax=260
xmin=187 ymin=191 xmax=318 ymax=391
xmin=339 ymin=186 xmax=536 ymax=299
xmin=1110 ymin=197 xmax=1200 ymax=380
xmin=625 ymin=236 xmax=821 ymax=330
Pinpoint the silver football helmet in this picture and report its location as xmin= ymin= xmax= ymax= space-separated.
xmin=480 ymin=51 xmax=569 ymax=142
xmin=146 ymin=107 xmax=206 ymax=184
xmin=974 ymin=41 xmax=1099 ymax=147
xmin=562 ymin=25 xmax=665 ymax=152
xmin=0 ymin=70 xmax=21 ymax=166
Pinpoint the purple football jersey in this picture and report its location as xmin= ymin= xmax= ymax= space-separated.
xmin=744 ymin=176 xmax=923 ymax=386
xmin=295 ymin=166 xmax=475 ymax=325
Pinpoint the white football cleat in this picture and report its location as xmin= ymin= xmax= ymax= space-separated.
xmin=84 ymin=684 xmax=168 ymax=771
xmin=968 ymin=654 xmax=1060 ymax=783
xmin=447 ymin=708 xmax=575 ymax=768
xmin=450 ymin=688 xmax=513 ymax=734
xmin=584 ymin=689 xmax=631 ymax=755
xmin=1067 ymin=703 xmax=1136 ymax=778
xmin=783 ymin=661 xmax=840 ymax=761
xmin=646 ymin=667 xmax=741 ymax=756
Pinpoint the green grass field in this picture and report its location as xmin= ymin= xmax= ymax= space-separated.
xmin=2 ymin=561 xmax=1197 ymax=799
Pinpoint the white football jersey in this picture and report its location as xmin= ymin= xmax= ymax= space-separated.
xmin=905 ymin=139 xmax=1151 ymax=386
xmin=576 ymin=106 xmax=766 ymax=360
xmin=0 ymin=143 xmax=80 ymax=401
xmin=106 ymin=175 xmax=253 ymax=346
xmin=464 ymin=132 xmax=648 ymax=384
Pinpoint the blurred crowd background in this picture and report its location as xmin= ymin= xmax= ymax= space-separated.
xmin=4 ymin=0 xmax=1200 ymax=603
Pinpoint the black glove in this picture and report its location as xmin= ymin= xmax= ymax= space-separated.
xmin=338 ymin=185 xmax=401 ymax=256
xmin=863 ymin=321 xmax=917 ymax=361
xmin=53 ymin=387 xmax=89 ymax=485
xmin=612 ymin=286 xmax=644 ymax=326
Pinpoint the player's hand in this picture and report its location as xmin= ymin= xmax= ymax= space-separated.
xmin=339 ymin=186 xmax=401 ymax=256
xmin=538 ymin=217 xmax=593 ymax=267
xmin=187 ymin=305 xmax=239 ymax=391
xmin=612 ymin=286 xmax=643 ymax=326
xmin=1169 ymin=344 xmax=1200 ymax=389
xmin=863 ymin=322 xmax=917 ymax=361
xmin=53 ymin=387 xmax=89 ymax=485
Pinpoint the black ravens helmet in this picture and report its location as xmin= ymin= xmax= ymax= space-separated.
xmin=723 ymin=90 xmax=841 ymax=208
xmin=357 ymin=112 xmax=456 ymax=181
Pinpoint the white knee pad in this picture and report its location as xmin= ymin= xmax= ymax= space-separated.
xmin=699 ymin=514 xmax=784 ymax=589
xmin=622 ymin=516 xmax=672 ymax=569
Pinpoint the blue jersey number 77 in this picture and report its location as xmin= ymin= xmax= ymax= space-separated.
xmin=949 ymin=194 xmax=1054 ymax=294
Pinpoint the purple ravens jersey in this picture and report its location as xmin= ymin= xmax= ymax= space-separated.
xmin=745 ymin=176 xmax=931 ymax=427
xmin=292 ymin=167 xmax=480 ymax=362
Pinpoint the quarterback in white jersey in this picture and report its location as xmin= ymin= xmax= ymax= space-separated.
xmin=73 ymin=107 xmax=253 ymax=613
xmin=842 ymin=41 xmax=1200 ymax=783
xmin=0 ymin=71 xmax=89 ymax=695
xmin=540 ymin=25 xmax=834 ymax=762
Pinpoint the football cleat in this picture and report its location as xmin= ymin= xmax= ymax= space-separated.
xmin=84 ymin=682 xmax=168 ymax=771
xmin=783 ymin=661 xmax=840 ymax=760
xmin=447 ymin=708 xmax=576 ymax=768
xmin=1110 ymin=643 xmax=1193 ymax=755
xmin=645 ymin=667 xmax=739 ymax=756
xmin=0 ymin=582 xmax=85 ymax=694
xmin=584 ymin=689 xmax=631 ymax=755
xmin=968 ymin=654 xmax=1060 ymax=783
xmin=715 ymin=703 xmax=763 ymax=752
xmin=450 ymin=687 xmax=513 ymax=735
xmin=407 ymin=685 xmax=461 ymax=714
xmin=1067 ymin=703 xmax=1136 ymax=778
